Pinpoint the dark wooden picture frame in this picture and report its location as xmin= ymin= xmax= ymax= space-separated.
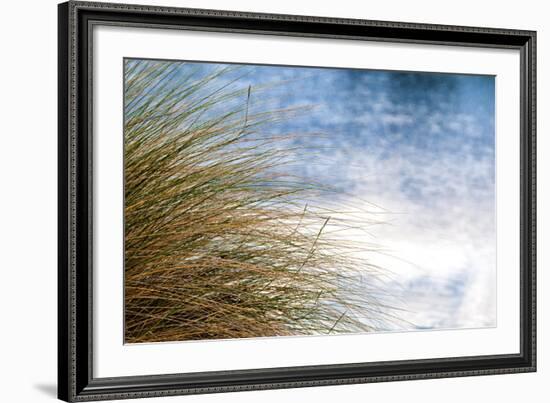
xmin=58 ymin=1 xmax=536 ymax=401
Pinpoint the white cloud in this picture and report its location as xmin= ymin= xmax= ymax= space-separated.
xmin=317 ymin=145 xmax=496 ymax=331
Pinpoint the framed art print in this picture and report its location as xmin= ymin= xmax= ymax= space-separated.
xmin=58 ymin=1 xmax=536 ymax=401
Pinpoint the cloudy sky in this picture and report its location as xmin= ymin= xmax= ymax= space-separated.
xmin=151 ymin=60 xmax=497 ymax=332
xmin=244 ymin=63 xmax=496 ymax=331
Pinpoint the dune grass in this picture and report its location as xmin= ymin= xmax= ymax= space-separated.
xmin=124 ymin=59 xmax=393 ymax=343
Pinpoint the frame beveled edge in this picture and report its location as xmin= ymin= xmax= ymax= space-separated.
xmin=58 ymin=1 xmax=537 ymax=401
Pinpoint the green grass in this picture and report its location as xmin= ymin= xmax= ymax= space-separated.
xmin=124 ymin=59 xmax=394 ymax=343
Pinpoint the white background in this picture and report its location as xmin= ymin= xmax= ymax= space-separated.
xmin=0 ymin=0 xmax=547 ymax=402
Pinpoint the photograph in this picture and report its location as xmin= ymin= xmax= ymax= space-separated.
xmin=54 ymin=2 xmax=537 ymax=401
xmin=0 ymin=0 xmax=543 ymax=400
xmin=124 ymin=58 xmax=497 ymax=344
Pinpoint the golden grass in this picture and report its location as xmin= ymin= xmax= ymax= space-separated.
xmin=124 ymin=59 xmax=394 ymax=343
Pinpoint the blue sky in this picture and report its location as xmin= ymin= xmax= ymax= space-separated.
xmin=241 ymin=65 xmax=495 ymax=204
xmin=130 ymin=59 xmax=497 ymax=331
xmin=223 ymin=62 xmax=496 ymax=331
xmin=246 ymin=63 xmax=496 ymax=331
